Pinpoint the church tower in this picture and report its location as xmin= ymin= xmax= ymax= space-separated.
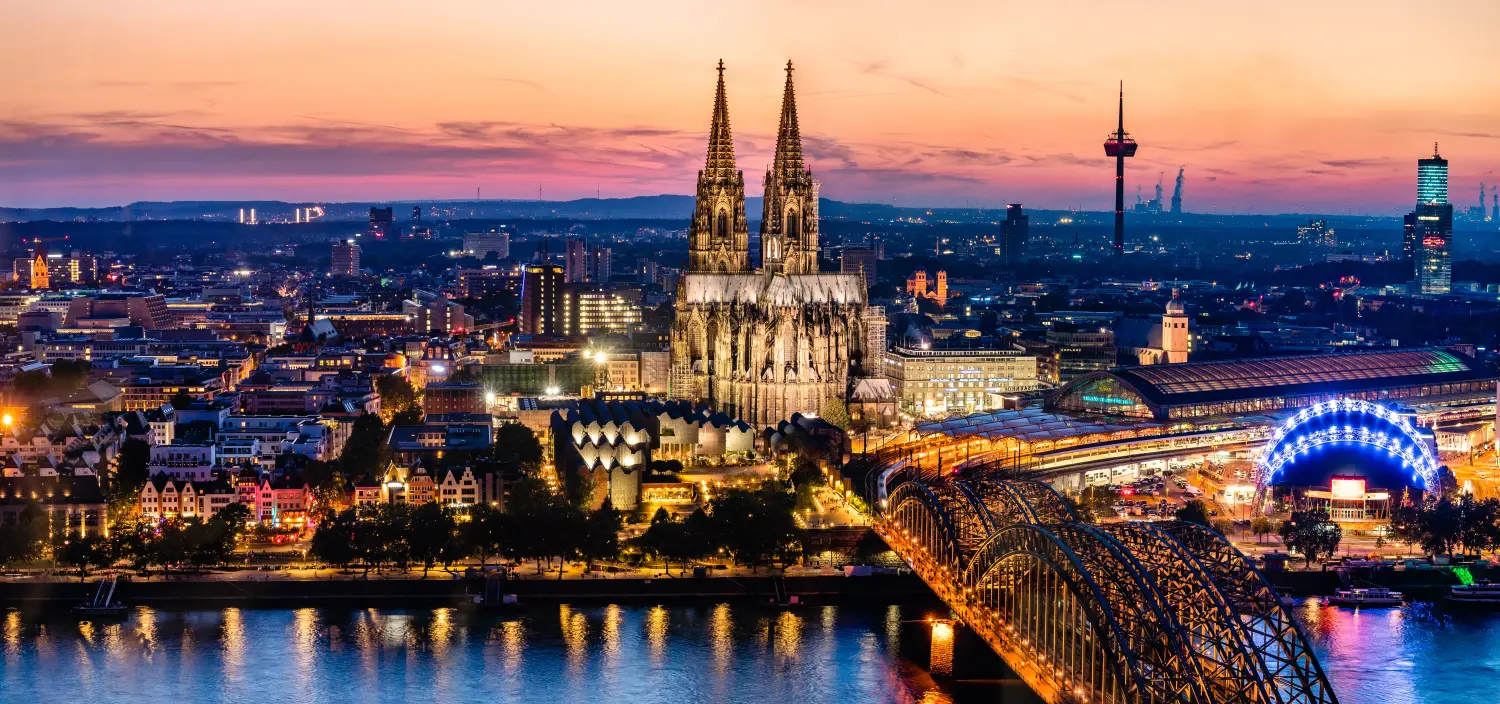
xmin=688 ymin=61 xmax=750 ymax=273
xmin=760 ymin=61 xmax=820 ymax=275
xmin=1161 ymin=290 xmax=1190 ymax=364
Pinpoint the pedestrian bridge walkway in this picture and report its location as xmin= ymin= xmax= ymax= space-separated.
xmin=875 ymin=476 xmax=1339 ymax=704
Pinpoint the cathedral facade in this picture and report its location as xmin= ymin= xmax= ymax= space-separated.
xmin=670 ymin=62 xmax=889 ymax=429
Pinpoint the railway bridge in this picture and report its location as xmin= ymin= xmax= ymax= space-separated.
xmin=875 ymin=474 xmax=1339 ymax=704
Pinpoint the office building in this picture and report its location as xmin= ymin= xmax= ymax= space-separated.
xmin=458 ymin=265 xmax=522 ymax=300
xmin=1297 ymin=220 xmax=1334 ymax=247
xmin=369 ymin=207 xmax=395 ymax=238
xmin=564 ymin=238 xmax=589 ymax=283
xmin=462 ymin=230 xmax=510 ymax=259
xmin=1000 ymin=204 xmax=1028 ymax=266
xmin=401 ymin=290 xmax=474 ymax=333
xmin=331 ymin=239 xmax=361 ymax=276
xmin=1407 ymin=145 xmax=1453 ymax=294
xmin=423 ymin=382 xmax=486 ymax=416
xmin=65 ymin=292 xmax=171 ymax=329
xmin=1413 ymin=204 xmax=1453 ymax=294
xmin=884 ymin=344 xmax=1042 ymax=417
xmin=1418 ymin=143 xmax=1448 ymax=205
xmin=840 ymin=247 xmax=878 ymax=287
xmin=588 ymin=247 xmax=613 ymax=284
xmin=562 ymin=285 xmax=643 ymax=336
xmin=518 ymin=263 xmax=565 ymax=335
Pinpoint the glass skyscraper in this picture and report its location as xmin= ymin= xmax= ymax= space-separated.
xmin=1411 ymin=144 xmax=1452 ymax=294
xmin=1418 ymin=144 xmax=1448 ymax=205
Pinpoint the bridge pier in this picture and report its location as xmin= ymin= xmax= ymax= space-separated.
xmin=901 ymin=616 xmax=1015 ymax=682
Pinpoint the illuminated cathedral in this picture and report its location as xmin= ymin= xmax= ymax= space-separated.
xmin=670 ymin=61 xmax=891 ymax=429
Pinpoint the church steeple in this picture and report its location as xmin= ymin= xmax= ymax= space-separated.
xmin=761 ymin=60 xmax=820 ymax=275
xmin=705 ymin=60 xmax=736 ymax=177
xmin=688 ymin=60 xmax=750 ymax=273
xmin=772 ymin=61 xmax=804 ymax=177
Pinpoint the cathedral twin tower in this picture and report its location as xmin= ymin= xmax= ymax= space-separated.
xmin=672 ymin=61 xmax=891 ymax=429
xmin=688 ymin=61 xmax=819 ymax=275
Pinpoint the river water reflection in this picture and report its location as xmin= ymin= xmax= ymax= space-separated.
xmin=3 ymin=601 xmax=1496 ymax=703
xmin=2 ymin=603 xmax=1034 ymax=704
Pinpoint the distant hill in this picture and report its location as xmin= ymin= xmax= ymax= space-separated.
xmin=0 ymin=195 xmax=925 ymax=223
xmin=0 ymin=195 xmax=1418 ymax=230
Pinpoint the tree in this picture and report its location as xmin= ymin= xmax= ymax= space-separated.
xmin=1211 ymin=518 xmax=1236 ymax=538
xmin=0 ymin=501 xmax=50 ymax=566
xmin=300 ymin=460 xmax=347 ymax=518
xmin=408 ymin=502 xmax=460 ymax=577
xmin=1250 ymin=516 xmax=1275 ymax=545
xmin=463 ymin=503 xmax=509 ymax=569
xmin=1063 ymin=494 xmax=1096 ymax=524
xmin=111 ymin=438 xmax=152 ymax=500
xmin=490 ymin=424 xmax=544 ymax=474
xmin=338 ymin=413 xmax=390 ymax=482
xmin=375 ymin=375 xmax=420 ymax=422
xmin=57 ymin=535 xmax=113 ymax=580
xmin=311 ymin=508 xmax=359 ymax=569
xmin=635 ymin=508 xmax=692 ymax=576
xmin=1279 ymin=509 xmax=1342 ymax=566
xmin=579 ymin=499 xmax=623 ymax=572
xmin=390 ymin=407 xmax=424 ymax=427
xmin=709 ymin=481 xmax=803 ymax=571
xmin=820 ymin=398 xmax=850 ymax=431
xmin=1174 ymin=500 xmax=1212 ymax=527
xmin=108 ymin=516 xmax=160 ymax=571
xmin=1438 ymin=466 xmax=1460 ymax=496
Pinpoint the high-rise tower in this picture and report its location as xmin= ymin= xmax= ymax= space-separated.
xmin=1408 ymin=144 xmax=1453 ymax=294
xmin=1418 ymin=143 xmax=1448 ymax=205
xmin=1103 ymin=83 xmax=1138 ymax=260
xmin=687 ymin=61 xmax=750 ymax=273
xmin=760 ymin=61 xmax=820 ymax=275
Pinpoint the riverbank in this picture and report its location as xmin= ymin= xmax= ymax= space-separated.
xmin=1267 ymin=564 xmax=1500 ymax=598
xmin=0 ymin=572 xmax=937 ymax=607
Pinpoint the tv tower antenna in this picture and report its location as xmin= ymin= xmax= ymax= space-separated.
xmin=1103 ymin=81 xmax=1138 ymax=260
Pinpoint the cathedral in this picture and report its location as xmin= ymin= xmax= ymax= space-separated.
xmin=670 ymin=61 xmax=891 ymax=429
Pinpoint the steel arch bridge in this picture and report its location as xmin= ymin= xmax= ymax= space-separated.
xmin=878 ymin=476 xmax=1338 ymax=704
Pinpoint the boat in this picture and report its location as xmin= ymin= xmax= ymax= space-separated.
xmin=1446 ymin=580 xmax=1500 ymax=606
xmin=72 ymin=576 xmax=129 ymax=618
xmin=1278 ymin=594 xmax=1300 ymax=608
xmin=1325 ymin=587 xmax=1403 ymax=607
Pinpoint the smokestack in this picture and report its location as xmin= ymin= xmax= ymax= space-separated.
xmin=1170 ymin=167 xmax=1185 ymax=215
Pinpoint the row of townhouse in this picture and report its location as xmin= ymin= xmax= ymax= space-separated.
xmin=140 ymin=472 xmax=314 ymax=528
xmin=354 ymin=465 xmax=502 ymax=510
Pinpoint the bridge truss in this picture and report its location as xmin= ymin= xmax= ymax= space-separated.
xmin=878 ymin=476 xmax=1338 ymax=704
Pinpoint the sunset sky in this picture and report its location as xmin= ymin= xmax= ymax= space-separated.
xmin=3 ymin=1 xmax=1499 ymax=213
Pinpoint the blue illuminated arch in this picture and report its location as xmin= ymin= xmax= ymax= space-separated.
xmin=1257 ymin=398 xmax=1439 ymax=493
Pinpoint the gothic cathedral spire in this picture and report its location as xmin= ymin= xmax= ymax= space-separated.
xmin=688 ymin=60 xmax=750 ymax=273
xmin=761 ymin=61 xmax=819 ymax=275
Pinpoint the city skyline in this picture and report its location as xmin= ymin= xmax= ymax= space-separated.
xmin=3 ymin=1 xmax=1500 ymax=213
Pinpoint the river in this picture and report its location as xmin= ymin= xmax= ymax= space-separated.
xmin=2 ymin=601 xmax=1497 ymax=703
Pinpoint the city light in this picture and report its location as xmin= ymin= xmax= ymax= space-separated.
xmin=1329 ymin=477 xmax=1367 ymax=500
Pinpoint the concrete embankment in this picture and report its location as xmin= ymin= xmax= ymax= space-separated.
xmin=0 ymin=573 xmax=936 ymax=608
xmin=1266 ymin=565 xmax=1500 ymax=598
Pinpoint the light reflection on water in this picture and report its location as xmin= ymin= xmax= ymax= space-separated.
xmin=1 ymin=603 xmax=1003 ymax=704
xmin=16 ymin=601 xmax=1483 ymax=703
xmin=1296 ymin=600 xmax=1500 ymax=704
